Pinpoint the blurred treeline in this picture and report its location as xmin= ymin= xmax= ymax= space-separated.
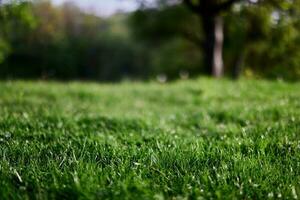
xmin=0 ymin=0 xmax=299 ymax=81
xmin=0 ymin=1 xmax=147 ymax=81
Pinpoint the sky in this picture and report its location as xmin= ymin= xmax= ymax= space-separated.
xmin=51 ymin=0 xmax=139 ymax=16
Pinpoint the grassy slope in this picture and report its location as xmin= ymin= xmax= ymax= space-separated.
xmin=0 ymin=78 xmax=299 ymax=199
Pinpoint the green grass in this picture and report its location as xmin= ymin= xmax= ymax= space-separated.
xmin=0 ymin=78 xmax=299 ymax=199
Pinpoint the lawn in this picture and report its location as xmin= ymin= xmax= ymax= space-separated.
xmin=0 ymin=78 xmax=299 ymax=199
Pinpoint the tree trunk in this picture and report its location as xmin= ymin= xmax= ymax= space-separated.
xmin=201 ymin=15 xmax=224 ymax=77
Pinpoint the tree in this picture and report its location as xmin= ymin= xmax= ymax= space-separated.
xmin=183 ymin=0 xmax=240 ymax=77
xmin=0 ymin=1 xmax=37 ymax=66
xmin=131 ymin=0 xmax=300 ymax=80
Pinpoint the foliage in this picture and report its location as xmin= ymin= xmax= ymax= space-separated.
xmin=226 ymin=0 xmax=300 ymax=80
xmin=0 ymin=78 xmax=299 ymax=198
xmin=129 ymin=4 xmax=203 ymax=79
xmin=130 ymin=0 xmax=300 ymax=80
xmin=0 ymin=2 xmax=36 ymax=64
xmin=0 ymin=1 xmax=145 ymax=81
xmin=0 ymin=0 xmax=300 ymax=80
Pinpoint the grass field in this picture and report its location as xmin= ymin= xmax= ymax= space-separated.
xmin=0 ymin=78 xmax=299 ymax=199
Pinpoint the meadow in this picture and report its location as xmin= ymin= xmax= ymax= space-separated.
xmin=0 ymin=78 xmax=299 ymax=199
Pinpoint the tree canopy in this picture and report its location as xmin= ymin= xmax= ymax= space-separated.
xmin=130 ymin=0 xmax=300 ymax=80
xmin=0 ymin=0 xmax=299 ymax=81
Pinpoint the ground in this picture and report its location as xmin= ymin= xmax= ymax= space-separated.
xmin=0 ymin=78 xmax=299 ymax=199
